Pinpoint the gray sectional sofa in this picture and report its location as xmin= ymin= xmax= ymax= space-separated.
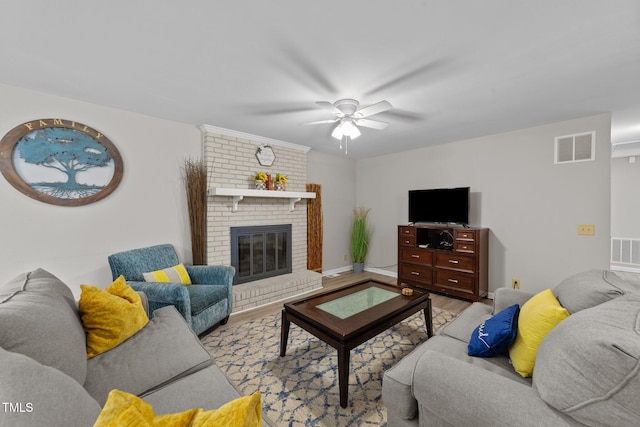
xmin=0 ymin=269 xmax=270 ymax=426
xmin=383 ymin=270 xmax=640 ymax=427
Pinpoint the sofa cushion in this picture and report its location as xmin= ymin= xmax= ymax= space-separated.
xmin=383 ymin=335 xmax=529 ymax=420
xmin=0 ymin=346 xmax=101 ymax=427
xmin=84 ymin=306 xmax=214 ymax=405
xmin=79 ymin=276 xmax=149 ymax=358
xmin=438 ymin=302 xmax=492 ymax=343
xmin=553 ymin=269 xmax=626 ymax=314
xmin=508 ymin=289 xmax=569 ymax=378
xmin=95 ymin=389 xmax=261 ymax=427
xmin=0 ymin=269 xmax=87 ymax=385
xmin=534 ymin=295 xmax=640 ymax=426
xmin=468 ymin=304 xmax=519 ymax=358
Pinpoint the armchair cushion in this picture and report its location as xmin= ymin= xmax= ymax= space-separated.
xmin=143 ymin=263 xmax=192 ymax=285
xmin=189 ymin=285 xmax=230 ymax=316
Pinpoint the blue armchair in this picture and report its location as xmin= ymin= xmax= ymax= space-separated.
xmin=107 ymin=244 xmax=235 ymax=335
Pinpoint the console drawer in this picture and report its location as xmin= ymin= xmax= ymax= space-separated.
xmin=435 ymin=252 xmax=475 ymax=273
xmin=434 ymin=270 xmax=475 ymax=293
xmin=454 ymin=240 xmax=475 ymax=253
xmin=455 ymin=230 xmax=476 ymax=241
xmin=399 ymin=227 xmax=416 ymax=246
xmin=399 ymin=264 xmax=433 ymax=285
xmin=400 ymin=247 xmax=433 ymax=265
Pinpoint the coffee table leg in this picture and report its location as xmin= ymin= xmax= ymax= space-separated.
xmin=280 ymin=310 xmax=290 ymax=357
xmin=337 ymin=346 xmax=350 ymax=408
xmin=424 ymin=298 xmax=434 ymax=338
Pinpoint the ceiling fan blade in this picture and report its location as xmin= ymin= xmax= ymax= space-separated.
xmin=354 ymin=100 xmax=392 ymax=118
xmin=355 ymin=118 xmax=389 ymax=130
xmin=303 ymin=119 xmax=339 ymax=125
xmin=316 ymin=101 xmax=344 ymax=116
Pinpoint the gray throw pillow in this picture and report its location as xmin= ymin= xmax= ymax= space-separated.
xmin=0 ymin=269 xmax=88 ymax=384
xmin=533 ymin=295 xmax=640 ymax=426
xmin=553 ymin=269 xmax=625 ymax=314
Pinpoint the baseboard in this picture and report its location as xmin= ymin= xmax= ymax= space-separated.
xmin=364 ymin=267 xmax=397 ymax=278
xmin=322 ymin=266 xmax=353 ymax=277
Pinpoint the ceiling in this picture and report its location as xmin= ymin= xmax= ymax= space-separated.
xmin=1 ymin=1 xmax=640 ymax=158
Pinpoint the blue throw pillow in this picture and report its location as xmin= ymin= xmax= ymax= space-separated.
xmin=468 ymin=304 xmax=520 ymax=357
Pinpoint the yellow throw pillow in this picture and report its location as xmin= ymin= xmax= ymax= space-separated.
xmin=509 ymin=288 xmax=569 ymax=377
xmin=94 ymin=389 xmax=262 ymax=427
xmin=143 ymin=263 xmax=191 ymax=285
xmin=79 ymin=276 xmax=149 ymax=359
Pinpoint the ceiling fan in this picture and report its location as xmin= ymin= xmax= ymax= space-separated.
xmin=304 ymin=98 xmax=392 ymax=153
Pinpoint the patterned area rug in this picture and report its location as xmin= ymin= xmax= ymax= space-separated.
xmin=201 ymin=307 xmax=457 ymax=426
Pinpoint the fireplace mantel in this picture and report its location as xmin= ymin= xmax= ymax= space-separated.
xmin=208 ymin=187 xmax=316 ymax=212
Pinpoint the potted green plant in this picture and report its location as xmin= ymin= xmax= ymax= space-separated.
xmin=351 ymin=206 xmax=371 ymax=273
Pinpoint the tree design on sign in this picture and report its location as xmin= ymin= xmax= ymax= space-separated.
xmin=16 ymin=127 xmax=113 ymax=199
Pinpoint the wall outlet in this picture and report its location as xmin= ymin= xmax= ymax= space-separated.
xmin=512 ymin=278 xmax=521 ymax=289
xmin=578 ymin=224 xmax=595 ymax=236
xmin=343 ymin=254 xmax=348 ymax=261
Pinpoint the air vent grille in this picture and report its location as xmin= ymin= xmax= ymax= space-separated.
xmin=611 ymin=237 xmax=640 ymax=269
xmin=555 ymin=131 xmax=595 ymax=164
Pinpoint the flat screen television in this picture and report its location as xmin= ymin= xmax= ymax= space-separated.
xmin=408 ymin=187 xmax=470 ymax=225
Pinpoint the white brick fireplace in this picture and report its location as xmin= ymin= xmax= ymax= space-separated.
xmin=201 ymin=125 xmax=322 ymax=313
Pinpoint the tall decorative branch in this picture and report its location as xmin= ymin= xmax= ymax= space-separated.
xmin=183 ymin=157 xmax=207 ymax=265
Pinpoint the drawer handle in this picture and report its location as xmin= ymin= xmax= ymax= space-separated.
xmin=448 ymin=260 xmax=459 ymax=264
xmin=405 ymin=240 xmax=411 ymax=244
xmin=404 ymin=230 xmax=410 ymax=234
xmin=448 ymin=279 xmax=459 ymax=284
xmin=411 ymin=272 xmax=420 ymax=276
xmin=411 ymin=254 xmax=420 ymax=258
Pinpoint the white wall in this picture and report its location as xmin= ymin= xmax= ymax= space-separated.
xmin=356 ymin=114 xmax=612 ymax=293
xmin=611 ymin=156 xmax=640 ymax=238
xmin=307 ymin=150 xmax=356 ymax=273
xmin=0 ymin=84 xmax=201 ymax=297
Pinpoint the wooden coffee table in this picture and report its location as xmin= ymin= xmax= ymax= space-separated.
xmin=280 ymin=279 xmax=432 ymax=408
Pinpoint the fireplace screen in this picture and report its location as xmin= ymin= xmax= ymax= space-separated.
xmin=230 ymin=224 xmax=292 ymax=284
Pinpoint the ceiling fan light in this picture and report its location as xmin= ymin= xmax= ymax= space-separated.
xmin=342 ymin=120 xmax=361 ymax=139
xmin=331 ymin=124 xmax=344 ymax=140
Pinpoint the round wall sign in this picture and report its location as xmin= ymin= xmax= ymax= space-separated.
xmin=0 ymin=118 xmax=123 ymax=206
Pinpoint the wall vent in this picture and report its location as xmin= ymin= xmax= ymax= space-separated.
xmin=554 ymin=131 xmax=595 ymax=164
xmin=611 ymin=237 xmax=640 ymax=269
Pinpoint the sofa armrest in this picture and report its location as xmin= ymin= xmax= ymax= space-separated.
xmin=186 ymin=265 xmax=235 ymax=287
xmin=412 ymin=351 xmax=581 ymax=426
xmin=136 ymin=291 xmax=149 ymax=317
xmin=127 ymin=281 xmax=191 ymax=319
xmin=493 ymin=287 xmax=535 ymax=313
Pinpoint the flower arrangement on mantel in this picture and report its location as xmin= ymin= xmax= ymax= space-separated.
xmin=253 ymin=171 xmax=287 ymax=191
xmin=274 ymin=173 xmax=287 ymax=191
xmin=254 ymin=171 xmax=268 ymax=190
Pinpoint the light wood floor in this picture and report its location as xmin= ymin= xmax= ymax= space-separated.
xmin=220 ymin=271 xmax=482 ymax=330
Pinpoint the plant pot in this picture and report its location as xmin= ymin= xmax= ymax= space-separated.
xmin=353 ymin=262 xmax=364 ymax=273
xmin=255 ymin=180 xmax=266 ymax=190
